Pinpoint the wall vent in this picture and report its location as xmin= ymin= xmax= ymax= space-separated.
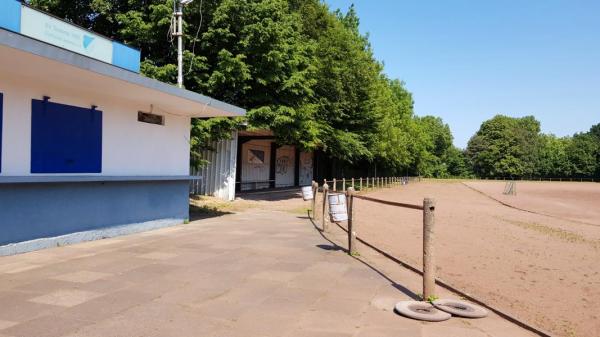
xmin=138 ymin=111 xmax=164 ymax=125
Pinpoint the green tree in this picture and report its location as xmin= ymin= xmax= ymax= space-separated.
xmin=444 ymin=146 xmax=472 ymax=177
xmin=566 ymin=133 xmax=598 ymax=177
xmin=409 ymin=116 xmax=454 ymax=177
xmin=466 ymin=115 xmax=541 ymax=178
xmin=535 ymin=134 xmax=571 ymax=178
xmin=370 ymin=78 xmax=415 ymax=172
xmin=29 ymin=0 xmax=433 ymax=174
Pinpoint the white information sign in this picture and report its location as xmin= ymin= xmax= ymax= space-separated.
xmin=20 ymin=6 xmax=113 ymax=64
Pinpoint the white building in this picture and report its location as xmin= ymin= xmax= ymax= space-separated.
xmin=0 ymin=1 xmax=244 ymax=255
xmin=195 ymin=129 xmax=314 ymax=200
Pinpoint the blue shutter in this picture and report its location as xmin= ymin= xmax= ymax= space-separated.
xmin=31 ymin=99 xmax=102 ymax=173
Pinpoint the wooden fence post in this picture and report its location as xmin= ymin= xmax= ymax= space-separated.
xmin=312 ymin=181 xmax=318 ymax=220
xmin=322 ymin=183 xmax=329 ymax=231
xmin=346 ymin=187 xmax=356 ymax=255
xmin=423 ymin=198 xmax=436 ymax=300
xmin=342 ymin=178 xmax=346 ymax=192
xmin=351 ymin=177 xmax=355 ymax=190
xmin=333 ymin=178 xmax=337 ymax=192
xmin=359 ymin=177 xmax=363 ymax=191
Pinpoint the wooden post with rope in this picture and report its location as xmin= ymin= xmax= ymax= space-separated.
xmin=311 ymin=181 xmax=318 ymax=220
xmin=346 ymin=187 xmax=356 ymax=255
xmin=322 ymin=183 xmax=329 ymax=232
xmin=423 ymin=198 xmax=436 ymax=299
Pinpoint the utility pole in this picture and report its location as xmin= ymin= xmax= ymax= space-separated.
xmin=174 ymin=0 xmax=194 ymax=88
xmin=174 ymin=1 xmax=184 ymax=88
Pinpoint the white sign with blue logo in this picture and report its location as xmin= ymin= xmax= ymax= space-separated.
xmin=20 ymin=6 xmax=113 ymax=64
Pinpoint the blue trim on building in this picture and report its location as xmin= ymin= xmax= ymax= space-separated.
xmin=0 ymin=180 xmax=189 ymax=246
xmin=112 ymin=41 xmax=141 ymax=73
xmin=0 ymin=0 xmax=21 ymax=33
xmin=0 ymin=175 xmax=197 ymax=184
xmin=0 ymin=92 xmax=3 ymax=173
xmin=31 ymin=99 xmax=102 ymax=173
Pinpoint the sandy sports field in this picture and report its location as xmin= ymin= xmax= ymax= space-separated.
xmin=350 ymin=180 xmax=600 ymax=337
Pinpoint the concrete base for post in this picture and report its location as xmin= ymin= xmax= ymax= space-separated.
xmin=432 ymin=299 xmax=488 ymax=318
xmin=394 ymin=301 xmax=451 ymax=322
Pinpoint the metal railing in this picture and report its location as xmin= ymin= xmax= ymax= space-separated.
xmin=319 ymin=176 xmax=419 ymax=192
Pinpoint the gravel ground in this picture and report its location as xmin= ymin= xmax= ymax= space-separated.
xmin=348 ymin=181 xmax=600 ymax=337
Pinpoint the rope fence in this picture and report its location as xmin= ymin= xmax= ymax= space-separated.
xmin=305 ymin=179 xmax=552 ymax=337
xmin=353 ymin=194 xmax=424 ymax=210
xmin=308 ymin=178 xmax=436 ymax=299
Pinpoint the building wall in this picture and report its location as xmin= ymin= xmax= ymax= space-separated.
xmin=240 ymin=139 xmax=272 ymax=190
xmin=0 ymin=180 xmax=188 ymax=249
xmin=299 ymin=151 xmax=314 ymax=186
xmin=236 ymin=137 xmax=314 ymax=191
xmin=275 ymin=145 xmax=295 ymax=187
xmin=0 ymin=71 xmax=193 ymax=254
xmin=0 ymin=75 xmax=190 ymax=176
xmin=194 ymin=133 xmax=237 ymax=201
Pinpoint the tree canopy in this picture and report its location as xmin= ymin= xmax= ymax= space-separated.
xmin=467 ymin=116 xmax=599 ymax=179
xmin=29 ymin=0 xmax=598 ymax=179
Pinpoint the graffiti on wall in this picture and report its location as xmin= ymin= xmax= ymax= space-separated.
xmin=276 ymin=156 xmax=290 ymax=174
xmin=299 ymin=153 xmax=313 ymax=186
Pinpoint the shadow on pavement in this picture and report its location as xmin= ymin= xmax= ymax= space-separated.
xmin=189 ymin=204 xmax=233 ymax=221
xmin=237 ymin=188 xmax=301 ymax=202
xmin=306 ymin=212 xmax=420 ymax=301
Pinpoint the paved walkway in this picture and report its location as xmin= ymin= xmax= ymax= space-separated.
xmin=0 ymin=208 xmax=536 ymax=337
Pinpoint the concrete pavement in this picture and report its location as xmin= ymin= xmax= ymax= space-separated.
xmin=0 ymin=207 xmax=536 ymax=337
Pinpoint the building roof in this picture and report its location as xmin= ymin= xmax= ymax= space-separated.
xmin=238 ymin=129 xmax=275 ymax=137
xmin=0 ymin=28 xmax=246 ymax=118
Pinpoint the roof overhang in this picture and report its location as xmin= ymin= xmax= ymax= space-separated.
xmin=0 ymin=28 xmax=246 ymax=118
xmin=238 ymin=129 xmax=274 ymax=137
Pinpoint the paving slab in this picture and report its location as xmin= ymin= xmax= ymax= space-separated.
xmin=0 ymin=207 xmax=538 ymax=337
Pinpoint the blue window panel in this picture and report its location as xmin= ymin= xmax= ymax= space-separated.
xmin=0 ymin=0 xmax=21 ymax=33
xmin=0 ymin=92 xmax=3 ymax=173
xmin=31 ymin=99 xmax=102 ymax=173
xmin=112 ymin=41 xmax=141 ymax=73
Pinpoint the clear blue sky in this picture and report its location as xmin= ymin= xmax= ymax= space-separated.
xmin=324 ymin=0 xmax=600 ymax=148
